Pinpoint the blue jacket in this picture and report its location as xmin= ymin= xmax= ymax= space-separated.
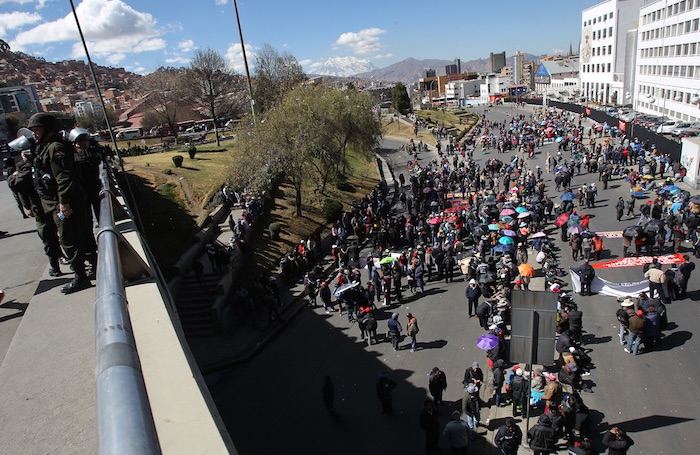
xmin=465 ymin=285 xmax=481 ymax=300
xmin=387 ymin=318 xmax=402 ymax=334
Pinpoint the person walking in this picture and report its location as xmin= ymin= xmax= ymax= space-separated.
xmin=581 ymin=235 xmax=592 ymax=262
xmin=492 ymin=359 xmax=506 ymax=408
xmin=625 ymin=310 xmax=646 ymax=355
xmin=376 ymin=372 xmax=397 ymax=414
xmin=321 ymin=375 xmax=339 ymax=419
xmin=509 ymin=366 xmax=528 ymax=417
xmin=387 ymin=312 xmax=402 ymax=351
xmin=592 ymin=234 xmax=605 ymax=261
xmin=643 ymin=260 xmax=665 ymax=300
xmin=602 ymin=427 xmax=635 ymax=454
xmin=625 ymin=195 xmax=636 ymax=218
xmin=462 ymin=383 xmax=482 ymax=440
xmin=616 ymin=297 xmax=636 ymax=345
xmin=407 ymin=312 xmax=419 ymax=351
xmin=419 ymin=399 xmax=440 ymax=455
xmin=527 ymin=414 xmax=557 ymax=455
xmin=615 ymin=197 xmax=625 ymax=222
xmin=573 ymin=260 xmax=595 ymax=296
xmin=428 ymin=367 xmax=447 ymax=406
xmin=678 ymin=255 xmax=695 ymax=297
xmin=443 ymin=410 xmax=469 ymax=455
xmin=319 ymin=281 xmax=333 ymax=314
xmin=466 ymin=279 xmax=481 ymax=318
xmin=495 ymin=417 xmax=523 ymax=455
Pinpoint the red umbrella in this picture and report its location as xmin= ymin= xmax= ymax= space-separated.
xmin=429 ymin=217 xmax=442 ymax=225
xmin=448 ymin=215 xmax=459 ymax=223
xmin=555 ymin=212 xmax=570 ymax=227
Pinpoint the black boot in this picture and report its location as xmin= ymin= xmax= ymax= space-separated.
xmin=61 ymin=274 xmax=91 ymax=294
xmin=48 ymin=258 xmax=62 ymax=277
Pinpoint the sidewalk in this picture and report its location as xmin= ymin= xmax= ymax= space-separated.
xmin=184 ymin=154 xmax=398 ymax=374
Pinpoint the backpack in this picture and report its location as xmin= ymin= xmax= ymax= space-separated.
xmin=408 ymin=319 xmax=419 ymax=335
xmin=616 ymin=308 xmax=630 ymax=325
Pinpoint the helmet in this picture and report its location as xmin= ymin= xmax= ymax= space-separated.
xmin=8 ymin=135 xmax=31 ymax=151
xmin=69 ymin=128 xmax=90 ymax=142
xmin=27 ymin=113 xmax=59 ymax=131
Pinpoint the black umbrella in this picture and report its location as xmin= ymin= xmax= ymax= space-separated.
xmin=644 ymin=219 xmax=664 ymax=233
xmin=690 ymin=195 xmax=700 ymax=204
xmin=483 ymin=200 xmax=498 ymax=206
xmin=478 ymin=272 xmax=496 ymax=284
xmin=473 ymin=224 xmax=489 ymax=237
xmin=623 ymin=226 xmax=643 ymax=238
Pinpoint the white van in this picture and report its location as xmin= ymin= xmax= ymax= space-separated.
xmin=116 ymin=128 xmax=142 ymax=140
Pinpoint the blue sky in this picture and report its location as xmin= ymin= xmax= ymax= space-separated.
xmin=0 ymin=0 xmax=599 ymax=75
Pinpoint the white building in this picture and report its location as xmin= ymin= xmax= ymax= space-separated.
xmin=580 ymin=0 xmax=647 ymax=104
xmin=635 ymin=0 xmax=700 ymax=122
xmin=73 ymin=100 xmax=103 ymax=118
xmin=445 ymin=79 xmax=482 ymax=101
xmin=534 ymin=57 xmax=581 ymax=100
xmin=480 ymin=74 xmax=512 ymax=102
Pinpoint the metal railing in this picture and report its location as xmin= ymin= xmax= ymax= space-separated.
xmin=95 ymin=163 xmax=161 ymax=455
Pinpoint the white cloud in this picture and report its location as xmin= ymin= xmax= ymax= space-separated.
xmin=215 ymin=0 xmax=228 ymax=5
xmin=177 ymin=39 xmax=195 ymax=53
xmin=334 ymin=28 xmax=385 ymax=55
xmin=298 ymin=59 xmax=311 ymax=66
xmin=225 ymin=42 xmax=256 ymax=73
xmin=552 ymin=48 xmax=565 ymax=54
xmin=165 ymin=56 xmax=189 ymax=64
xmin=308 ymin=61 xmax=323 ymax=70
xmin=0 ymin=11 xmax=41 ymax=36
xmin=374 ymin=53 xmax=393 ymax=59
xmin=10 ymin=0 xmax=164 ymax=58
xmin=0 ymin=0 xmax=45 ymax=7
xmin=105 ymin=53 xmax=125 ymax=65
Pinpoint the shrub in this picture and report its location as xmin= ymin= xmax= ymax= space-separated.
xmin=186 ymin=146 xmax=197 ymax=159
xmin=268 ymin=222 xmax=281 ymax=240
xmin=172 ymin=155 xmax=184 ymax=168
xmin=322 ymin=198 xmax=343 ymax=222
xmin=163 ymin=169 xmax=173 ymax=175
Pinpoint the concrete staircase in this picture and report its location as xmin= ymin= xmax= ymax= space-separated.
xmin=175 ymin=273 xmax=221 ymax=337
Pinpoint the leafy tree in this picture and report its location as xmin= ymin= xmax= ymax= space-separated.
xmin=252 ymin=43 xmax=306 ymax=114
xmin=392 ymin=82 xmax=412 ymax=115
xmin=75 ymin=105 xmax=117 ymax=131
xmin=139 ymin=67 xmax=188 ymax=139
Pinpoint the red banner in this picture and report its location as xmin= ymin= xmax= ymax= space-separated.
xmin=592 ymin=254 xmax=685 ymax=269
xmin=618 ymin=120 xmax=626 ymax=132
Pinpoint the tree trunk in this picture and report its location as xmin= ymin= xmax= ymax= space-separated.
xmin=295 ymin=183 xmax=303 ymax=217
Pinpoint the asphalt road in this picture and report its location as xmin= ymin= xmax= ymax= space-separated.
xmin=212 ymin=105 xmax=700 ymax=454
xmin=0 ymin=160 xmax=47 ymax=364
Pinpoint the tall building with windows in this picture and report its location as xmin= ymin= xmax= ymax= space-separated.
xmin=580 ymin=0 xmax=647 ymax=105
xmin=635 ymin=0 xmax=700 ymax=122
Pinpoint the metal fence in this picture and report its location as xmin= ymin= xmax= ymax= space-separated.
xmin=95 ymin=163 xmax=161 ymax=455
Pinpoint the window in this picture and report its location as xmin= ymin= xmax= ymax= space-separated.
xmin=607 ymin=63 xmax=611 ymax=72
xmin=604 ymin=13 xmax=607 ymax=20
xmin=691 ymin=43 xmax=697 ymax=55
xmin=593 ymin=17 xmax=597 ymax=24
xmin=686 ymin=20 xmax=692 ymax=33
xmin=681 ymin=0 xmax=687 ymax=12
xmin=693 ymin=18 xmax=699 ymax=31
xmin=610 ymin=11 xmax=613 ymax=18
xmin=609 ymin=26 xmax=613 ymax=36
xmin=681 ymin=66 xmax=687 ymax=77
xmin=603 ymin=28 xmax=607 ymax=38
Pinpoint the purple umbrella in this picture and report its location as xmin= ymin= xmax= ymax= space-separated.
xmin=477 ymin=334 xmax=500 ymax=350
xmin=567 ymin=224 xmax=585 ymax=234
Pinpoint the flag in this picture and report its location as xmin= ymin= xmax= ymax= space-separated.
xmin=618 ymin=120 xmax=626 ymax=132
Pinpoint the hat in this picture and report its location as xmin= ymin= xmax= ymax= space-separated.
xmin=515 ymin=368 xmax=523 ymax=376
xmin=621 ymin=297 xmax=634 ymax=307
xmin=469 ymin=279 xmax=477 ymax=285
xmin=505 ymin=417 xmax=516 ymax=427
xmin=636 ymin=310 xmax=644 ymax=316
xmin=566 ymin=363 xmax=578 ymax=372
xmin=569 ymin=346 xmax=576 ymax=353
xmin=472 ymin=362 xmax=479 ymax=369
xmin=489 ymin=324 xmax=498 ymax=330
xmin=544 ymin=372 xmax=557 ymax=382
xmin=391 ymin=313 xmax=399 ymax=320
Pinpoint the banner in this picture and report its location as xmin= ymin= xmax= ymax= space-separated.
xmin=595 ymin=231 xmax=623 ymax=238
xmin=570 ymin=270 xmax=649 ymax=298
xmin=592 ymin=254 xmax=685 ymax=269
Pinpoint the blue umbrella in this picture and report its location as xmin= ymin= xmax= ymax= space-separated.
xmin=631 ymin=191 xmax=645 ymax=198
xmin=555 ymin=137 xmax=563 ymax=143
xmin=515 ymin=206 xmax=528 ymax=214
xmin=334 ymin=281 xmax=359 ymax=297
xmin=493 ymin=244 xmax=513 ymax=253
xmin=498 ymin=236 xmax=514 ymax=245
xmin=659 ymin=185 xmax=680 ymax=193
xmin=488 ymin=224 xmax=500 ymax=231
xmin=560 ymin=192 xmax=576 ymax=201
xmin=501 ymin=215 xmax=514 ymax=223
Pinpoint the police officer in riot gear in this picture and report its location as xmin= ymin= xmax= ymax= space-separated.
xmin=68 ymin=127 xmax=104 ymax=220
xmin=28 ymin=113 xmax=91 ymax=294
xmin=8 ymin=135 xmax=64 ymax=277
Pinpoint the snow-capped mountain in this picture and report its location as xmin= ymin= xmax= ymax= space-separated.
xmin=311 ymin=56 xmax=377 ymax=77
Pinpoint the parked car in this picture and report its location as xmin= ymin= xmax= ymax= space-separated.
xmin=656 ymin=120 xmax=680 ymax=134
xmin=671 ymin=121 xmax=700 ymax=137
xmin=678 ymin=128 xmax=700 ymax=138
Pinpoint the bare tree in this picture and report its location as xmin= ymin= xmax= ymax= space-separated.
xmin=139 ymin=67 xmax=188 ymax=139
xmin=187 ymin=49 xmax=237 ymax=146
xmin=253 ymin=43 xmax=306 ymax=114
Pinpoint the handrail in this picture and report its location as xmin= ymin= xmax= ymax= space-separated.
xmin=95 ymin=163 xmax=161 ymax=455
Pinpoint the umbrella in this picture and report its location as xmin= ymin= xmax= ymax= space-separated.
xmin=631 ymin=191 xmax=645 ymax=198
xmin=644 ymin=219 xmax=664 ymax=232
xmin=379 ymin=256 xmax=397 ymax=265
xmin=444 ymin=206 xmax=460 ymax=213
xmin=476 ymin=334 xmax=500 ymax=350
xmin=643 ymin=175 xmax=654 ymax=180
xmin=448 ymin=215 xmax=459 ymax=223
xmin=555 ymin=137 xmax=563 ymax=143
xmin=509 ymin=187 xmax=519 ymax=193
xmin=501 ymin=229 xmax=517 ymax=237
xmin=493 ymin=244 xmax=513 ymax=253
xmin=515 ymin=206 xmax=528 ymax=214
xmin=430 ymin=200 xmax=439 ymax=207
xmin=483 ymin=200 xmax=498 ymax=206
xmin=691 ymin=195 xmax=700 ymax=204
xmin=334 ymin=281 xmax=359 ymax=297
xmin=567 ymin=224 xmax=585 ymax=234
xmin=580 ymin=230 xmax=595 ymax=238
xmin=623 ymin=226 xmax=643 ymax=238
xmin=500 ymin=215 xmax=514 ymax=223
xmin=555 ymin=212 xmax=570 ymax=227
xmin=498 ymin=236 xmax=514 ymax=245
xmin=531 ymin=231 xmax=547 ymax=238
xmin=560 ymin=192 xmax=576 ymax=201
xmin=488 ymin=224 xmax=500 ymax=231
xmin=429 ymin=217 xmax=442 ymax=225
xmin=517 ymin=211 xmax=532 ymax=219
xmin=423 ymin=187 xmax=432 ymax=194
xmin=500 ymin=208 xmax=516 ymax=216
xmin=518 ymin=263 xmax=535 ymax=278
